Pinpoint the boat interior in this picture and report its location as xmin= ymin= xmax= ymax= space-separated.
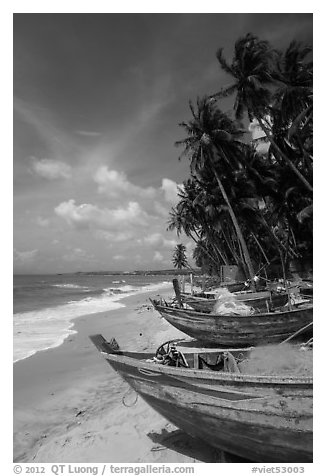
xmin=89 ymin=334 xmax=312 ymax=374
xmin=151 ymin=297 xmax=313 ymax=315
xmin=89 ymin=333 xmax=252 ymax=369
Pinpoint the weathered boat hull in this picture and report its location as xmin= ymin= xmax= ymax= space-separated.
xmin=152 ymin=301 xmax=313 ymax=346
xmin=222 ymin=282 xmax=248 ymax=292
xmin=90 ymin=336 xmax=312 ymax=463
xmin=181 ymin=291 xmax=288 ymax=313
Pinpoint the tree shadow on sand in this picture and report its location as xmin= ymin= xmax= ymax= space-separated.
xmin=147 ymin=427 xmax=251 ymax=463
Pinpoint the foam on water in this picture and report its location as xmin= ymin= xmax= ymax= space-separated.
xmin=51 ymin=283 xmax=91 ymax=291
xmin=13 ymin=281 xmax=171 ymax=363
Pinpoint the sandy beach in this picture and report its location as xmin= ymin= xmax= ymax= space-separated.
xmin=13 ymin=286 xmax=227 ymax=463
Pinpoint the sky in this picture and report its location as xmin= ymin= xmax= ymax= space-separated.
xmin=13 ymin=13 xmax=313 ymax=274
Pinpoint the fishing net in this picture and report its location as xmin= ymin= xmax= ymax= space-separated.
xmin=211 ymin=288 xmax=254 ymax=316
xmin=238 ymin=344 xmax=313 ymax=376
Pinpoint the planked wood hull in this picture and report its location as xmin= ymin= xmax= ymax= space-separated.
xmin=196 ymin=282 xmax=248 ymax=293
xmin=223 ymin=282 xmax=248 ymax=292
xmin=152 ymin=300 xmax=313 ymax=346
xmin=90 ymin=337 xmax=312 ymax=463
xmin=181 ymin=291 xmax=289 ymax=313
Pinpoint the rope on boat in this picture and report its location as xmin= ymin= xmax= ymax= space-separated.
xmin=280 ymin=321 xmax=313 ymax=345
xmin=302 ymin=337 xmax=313 ymax=347
xmin=122 ymin=387 xmax=139 ymax=407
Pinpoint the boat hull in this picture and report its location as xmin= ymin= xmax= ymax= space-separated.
xmin=106 ymin=354 xmax=312 ymax=463
xmin=153 ymin=302 xmax=313 ymax=346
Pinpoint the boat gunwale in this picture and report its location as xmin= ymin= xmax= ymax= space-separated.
xmin=104 ymin=351 xmax=313 ymax=386
xmin=152 ymin=300 xmax=313 ymax=320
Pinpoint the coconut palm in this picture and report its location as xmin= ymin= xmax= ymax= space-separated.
xmin=271 ymin=41 xmax=313 ymax=187
xmin=287 ymin=105 xmax=313 ymax=172
xmin=167 ymin=179 xmax=227 ymax=268
xmin=193 ymin=240 xmax=220 ymax=275
xmin=214 ymin=33 xmax=313 ymax=192
xmin=176 ymin=96 xmax=256 ymax=281
xmin=272 ymin=41 xmax=312 ymax=127
xmin=172 ymin=244 xmax=189 ymax=270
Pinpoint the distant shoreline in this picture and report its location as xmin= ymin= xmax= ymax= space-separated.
xmin=72 ymin=270 xmax=200 ymax=276
xmin=14 ymin=269 xmax=201 ymax=277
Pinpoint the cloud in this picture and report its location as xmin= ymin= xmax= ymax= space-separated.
xmin=153 ymin=201 xmax=170 ymax=218
xmin=52 ymin=170 xmax=183 ymax=269
xmin=55 ymin=199 xmax=149 ymax=231
xmin=161 ymin=178 xmax=183 ymax=204
xmin=92 ymin=168 xmax=181 ymax=222
xmin=94 ymin=166 xmax=156 ymax=200
xmin=14 ymin=97 xmax=74 ymax=157
xmin=94 ymin=230 xmax=135 ymax=243
xmin=75 ymin=130 xmax=102 ymax=137
xmin=92 ymin=167 xmax=184 ymax=224
xmin=30 ymin=157 xmax=72 ymax=180
xmin=248 ymin=119 xmax=264 ymax=139
xmin=153 ymin=251 xmax=164 ymax=262
xmin=185 ymin=240 xmax=196 ymax=254
xmin=14 ymin=248 xmax=38 ymax=262
xmin=62 ymin=247 xmax=94 ymax=262
xmin=36 ymin=216 xmax=50 ymax=227
xmin=113 ymin=255 xmax=126 ymax=261
xmin=248 ymin=118 xmax=271 ymax=155
xmin=143 ymin=233 xmax=177 ymax=249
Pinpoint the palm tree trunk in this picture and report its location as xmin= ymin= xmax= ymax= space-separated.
xmin=260 ymin=215 xmax=298 ymax=259
xmin=204 ymin=229 xmax=229 ymax=265
xmin=221 ymin=226 xmax=242 ymax=266
xmin=296 ymin=136 xmax=313 ymax=175
xmin=256 ymin=117 xmax=313 ymax=193
xmin=199 ymin=212 xmax=228 ymax=264
xmin=251 ymin=232 xmax=270 ymax=265
xmin=211 ymin=167 xmax=256 ymax=281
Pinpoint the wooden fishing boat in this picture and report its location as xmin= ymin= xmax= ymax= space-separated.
xmin=89 ymin=334 xmax=312 ymax=463
xmin=151 ymin=299 xmax=313 ymax=347
xmin=220 ymin=281 xmax=248 ymax=292
xmin=180 ymin=290 xmax=288 ymax=313
xmin=195 ymin=281 xmax=249 ymax=294
xmin=299 ymin=281 xmax=313 ymax=298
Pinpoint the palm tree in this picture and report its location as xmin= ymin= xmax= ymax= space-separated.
xmin=193 ymin=240 xmax=220 ymax=275
xmin=172 ymin=244 xmax=189 ymax=270
xmin=271 ymin=41 xmax=313 ymax=188
xmin=167 ymin=178 xmax=227 ymax=269
xmin=272 ymin=41 xmax=312 ymax=127
xmin=214 ymin=33 xmax=313 ymax=193
xmin=176 ymin=97 xmax=256 ymax=282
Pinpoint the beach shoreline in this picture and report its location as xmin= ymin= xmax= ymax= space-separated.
xmin=13 ymin=284 xmax=224 ymax=463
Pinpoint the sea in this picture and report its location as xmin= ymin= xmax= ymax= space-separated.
xmin=13 ymin=273 xmax=172 ymax=363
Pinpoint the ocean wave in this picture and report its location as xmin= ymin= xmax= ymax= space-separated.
xmin=51 ymin=283 xmax=91 ymax=291
xmin=106 ymin=282 xmax=169 ymax=295
xmin=14 ymin=326 xmax=78 ymax=363
xmin=13 ymin=280 xmax=171 ymax=363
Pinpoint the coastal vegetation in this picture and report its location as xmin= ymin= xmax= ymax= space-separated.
xmin=172 ymin=243 xmax=189 ymax=271
xmin=168 ymin=33 xmax=313 ymax=281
